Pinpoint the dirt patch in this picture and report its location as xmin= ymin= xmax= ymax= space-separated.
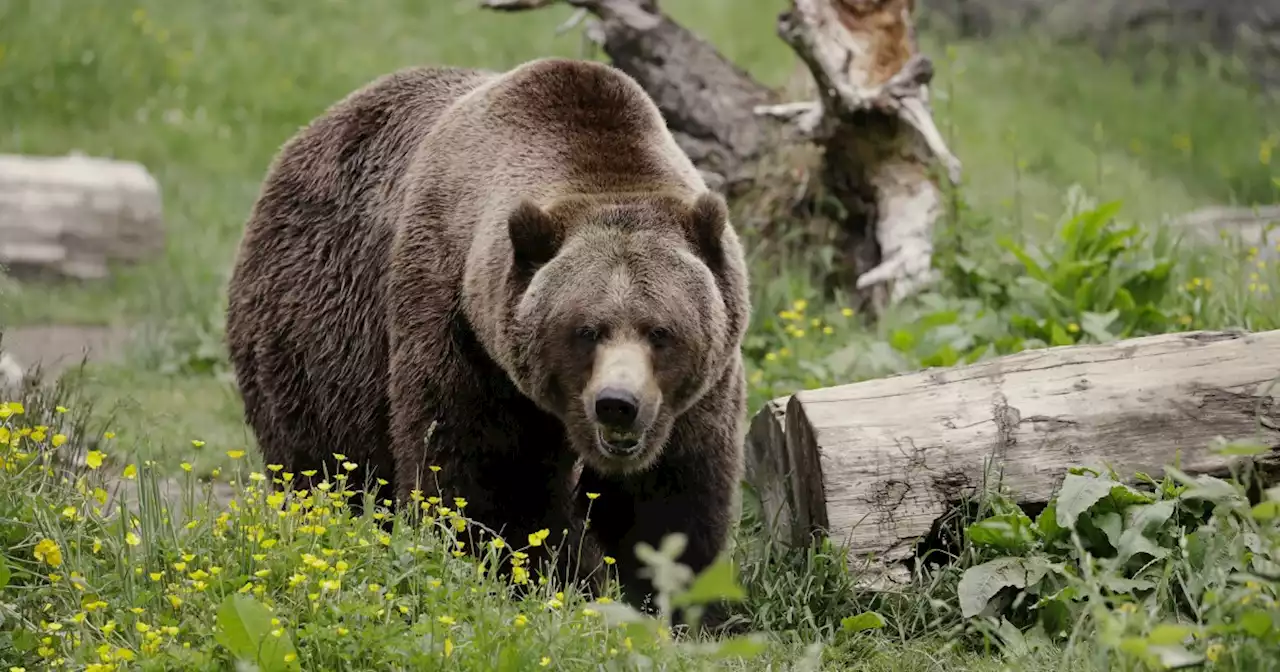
xmin=0 ymin=324 xmax=133 ymax=382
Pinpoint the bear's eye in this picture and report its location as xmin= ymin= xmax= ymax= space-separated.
xmin=574 ymin=325 xmax=601 ymax=344
xmin=647 ymin=327 xmax=674 ymax=349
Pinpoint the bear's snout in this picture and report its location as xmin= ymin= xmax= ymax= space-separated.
xmin=583 ymin=339 xmax=662 ymax=461
xmin=594 ymin=387 xmax=639 ymax=430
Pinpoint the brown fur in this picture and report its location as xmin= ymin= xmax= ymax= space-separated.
xmin=225 ymin=58 xmax=752 ymax=613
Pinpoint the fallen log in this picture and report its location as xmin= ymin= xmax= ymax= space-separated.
xmin=744 ymin=329 xmax=1280 ymax=587
xmin=479 ymin=0 xmax=961 ymax=312
xmin=0 ymin=152 xmax=165 ymax=282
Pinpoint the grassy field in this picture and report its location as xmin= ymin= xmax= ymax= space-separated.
xmin=2 ymin=0 xmax=1279 ymax=670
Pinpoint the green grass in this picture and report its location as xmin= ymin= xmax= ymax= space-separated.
xmin=1 ymin=0 xmax=1279 ymax=670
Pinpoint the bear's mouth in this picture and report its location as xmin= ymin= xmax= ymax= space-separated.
xmin=596 ymin=425 xmax=643 ymax=457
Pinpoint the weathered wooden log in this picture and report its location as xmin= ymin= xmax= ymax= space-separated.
xmin=479 ymin=0 xmax=960 ymax=312
xmin=0 ymin=153 xmax=165 ymax=282
xmin=744 ymin=329 xmax=1280 ymax=587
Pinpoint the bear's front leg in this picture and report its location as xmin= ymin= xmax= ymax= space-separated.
xmin=576 ymin=362 xmax=746 ymax=625
xmin=387 ymin=316 xmax=592 ymax=594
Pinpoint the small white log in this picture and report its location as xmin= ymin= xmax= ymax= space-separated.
xmin=745 ymin=329 xmax=1280 ymax=585
xmin=1170 ymin=204 xmax=1280 ymax=261
xmin=0 ymin=153 xmax=165 ymax=281
xmin=0 ymin=351 xmax=24 ymax=394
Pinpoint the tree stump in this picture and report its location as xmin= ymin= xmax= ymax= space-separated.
xmin=0 ymin=153 xmax=165 ymax=282
xmin=744 ymin=329 xmax=1280 ymax=587
xmin=480 ymin=0 xmax=961 ymax=313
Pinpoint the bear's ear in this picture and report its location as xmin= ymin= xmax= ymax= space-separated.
xmin=682 ymin=191 xmax=728 ymax=267
xmin=508 ymin=199 xmax=564 ymax=274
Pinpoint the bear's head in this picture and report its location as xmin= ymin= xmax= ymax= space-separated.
xmin=502 ymin=190 xmax=747 ymax=475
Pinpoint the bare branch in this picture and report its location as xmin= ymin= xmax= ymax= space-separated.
xmin=753 ymin=100 xmax=825 ymax=139
xmin=479 ymin=0 xmax=569 ymax=11
xmin=555 ymin=7 xmax=591 ymax=34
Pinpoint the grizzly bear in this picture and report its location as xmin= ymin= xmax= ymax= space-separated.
xmin=224 ymin=57 xmax=751 ymax=613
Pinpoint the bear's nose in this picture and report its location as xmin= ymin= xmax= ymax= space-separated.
xmin=594 ymin=387 xmax=639 ymax=429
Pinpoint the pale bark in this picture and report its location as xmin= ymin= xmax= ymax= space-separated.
xmin=744 ymin=329 xmax=1280 ymax=587
xmin=0 ymin=153 xmax=165 ymax=282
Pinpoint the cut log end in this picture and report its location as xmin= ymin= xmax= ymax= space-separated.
xmin=745 ymin=329 xmax=1280 ymax=582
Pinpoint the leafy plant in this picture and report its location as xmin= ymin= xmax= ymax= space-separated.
xmin=957 ymin=439 xmax=1280 ymax=669
xmin=944 ymin=188 xmax=1186 ymax=349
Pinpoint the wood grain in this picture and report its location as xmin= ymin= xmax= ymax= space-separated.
xmin=746 ymin=329 xmax=1280 ymax=584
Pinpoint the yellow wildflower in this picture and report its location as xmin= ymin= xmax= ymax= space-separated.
xmin=33 ymin=539 xmax=62 ymax=567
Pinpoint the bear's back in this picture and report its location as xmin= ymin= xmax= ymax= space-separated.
xmin=404 ymin=58 xmax=704 ymax=231
xmin=226 ymin=65 xmax=496 ymax=471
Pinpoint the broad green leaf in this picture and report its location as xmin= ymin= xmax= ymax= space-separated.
xmin=918 ymin=310 xmax=960 ymax=329
xmin=671 ymin=557 xmax=746 ymax=608
xmin=1036 ymin=595 xmax=1073 ymax=638
xmin=1095 ymin=511 xmax=1123 ymax=548
xmin=215 ymin=594 xmax=300 ymax=672
xmin=1176 ymin=474 xmax=1245 ymax=505
xmin=967 ymin=512 xmax=1036 ymax=552
xmin=1098 ymin=575 xmax=1155 ymax=594
xmin=1115 ymin=500 xmax=1177 ymax=565
xmin=993 ymin=617 xmax=1032 ymax=657
xmin=889 ymin=329 xmax=917 ymax=353
xmin=1115 ymin=531 xmax=1169 ymax=566
xmin=1183 ymin=530 xmax=1211 ymax=571
xmin=1107 ymin=483 xmax=1156 ymax=507
xmin=1055 ymin=473 xmax=1115 ymax=530
xmin=958 ymin=557 xmax=1046 ymax=619
xmin=1080 ymin=310 xmax=1119 ymax=343
xmin=1050 ymin=322 xmax=1074 ymax=346
xmin=1076 ymin=514 xmax=1116 ymax=554
xmin=1035 ymin=502 xmax=1067 ymax=541
xmin=1124 ymin=500 xmax=1176 ymax=536
xmin=0 ymin=557 xmax=10 ymax=590
xmin=1212 ymin=439 xmax=1271 ymax=457
xmin=707 ymin=634 xmax=769 ymax=659
xmin=1113 ymin=287 xmax=1136 ymax=311
xmin=1252 ymin=500 xmax=1280 ymax=522
xmin=1148 ymin=623 xmax=1194 ymax=645
xmin=1240 ymin=609 xmax=1274 ymax=637
xmin=998 ymin=237 xmax=1048 ymax=282
xmin=840 ymin=611 xmax=886 ymax=633
xmin=10 ymin=628 xmax=38 ymax=653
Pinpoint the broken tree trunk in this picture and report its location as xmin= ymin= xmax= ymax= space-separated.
xmin=0 ymin=153 xmax=165 ymax=282
xmin=744 ymin=329 xmax=1280 ymax=587
xmin=479 ymin=0 xmax=961 ymax=311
